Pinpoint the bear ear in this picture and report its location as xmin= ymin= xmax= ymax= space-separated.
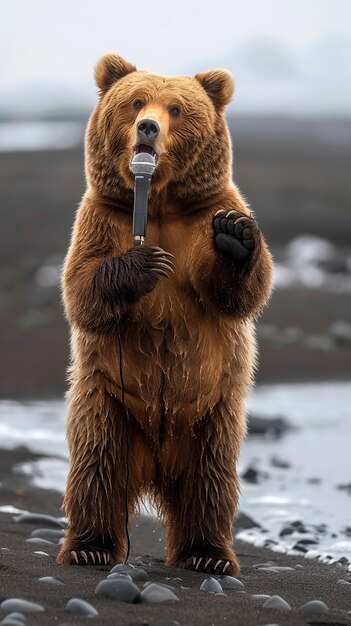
xmin=195 ymin=69 xmax=234 ymax=109
xmin=95 ymin=53 xmax=137 ymax=93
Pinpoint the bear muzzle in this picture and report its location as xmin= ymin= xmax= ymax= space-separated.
xmin=133 ymin=118 xmax=160 ymax=163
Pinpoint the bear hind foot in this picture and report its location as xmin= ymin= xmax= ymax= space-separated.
xmin=57 ymin=543 xmax=116 ymax=566
xmin=171 ymin=547 xmax=240 ymax=576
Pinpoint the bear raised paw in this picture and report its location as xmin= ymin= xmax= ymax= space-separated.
xmin=57 ymin=53 xmax=274 ymax=574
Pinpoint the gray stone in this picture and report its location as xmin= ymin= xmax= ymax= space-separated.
xmin=0 ymin=614 xmax=25 ymax=623
xmin=39 ymin=576 xmax=64 ymax=585
xmin=217 ymin=575 xmax=244 ymax=590
xmin=200 ymin=578 xmax=223 ymax=593
xmin=140 ymin=583 xmax=179 ymax=603
xmin=299 ymin=600 xmax=329 ymax=614
xmin=26 ymin=538 xmax=53 ymax=546
xmin=31 ymin=528 xmax=66 ymax=542
xmin=95 ymin=579 xmax=140 ymax=603
xmin=14 ymin=513 xmax=66 ymax=529
xmin=253 ymin=561 xmax=276 ymax=568
xmin=215 ymin=592 xmax=227 ymax=596
xmin=251 ymin=594 xmax=271 ymax=601
xmin=0 ymin=613 xmax=26 ymax=626
xmin=259 ymin=566 xmax=294 ymax=573
xmin=337 ymin=579 xmax=351 ymax=586
xmin=128 ymin=568 xmax=149 ymax=583
xmin=263 ymin=595 xmax=291 ymax=610
xmin=142 ymin=581 xmax=175 ymax=591
xmin=107 ymin=572 xmax=132 ymax=581
xmin=110 ymin=563 xmax=135 ymax=574
xmin=1 ymin=599 xmax=45 ymax=613
xmin=65 ymin=598 xmax=98 ymax=617
xmin=109 ymin=563 xmax=148 ymax=582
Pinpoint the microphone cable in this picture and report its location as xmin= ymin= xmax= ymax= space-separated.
xmin=116 ymin=316 xmax=131 ymax=564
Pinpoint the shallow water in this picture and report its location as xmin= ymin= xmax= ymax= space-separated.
xmin=0 ymin=382 xmax=350 ymax=565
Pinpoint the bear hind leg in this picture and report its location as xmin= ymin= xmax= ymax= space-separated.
xmin=57 ymin=386 xmax=138 ymax=566
xmin=161 ymin=413 xmax=242 ymax=576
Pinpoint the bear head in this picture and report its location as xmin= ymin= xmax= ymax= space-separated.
xmin=86 ymin=53 xmax=234 ymax=202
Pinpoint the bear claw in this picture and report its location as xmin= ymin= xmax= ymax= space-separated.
xmin=69 ymin=549 xmax=111 ymax=565
xmin=181 ymin=554 xmax=239 ymax=575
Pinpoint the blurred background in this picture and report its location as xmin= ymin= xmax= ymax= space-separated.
xmin=1 ymin=0 xmax=351 ymax=397
xmin=0 ymin=0 xmax=351 ymax=559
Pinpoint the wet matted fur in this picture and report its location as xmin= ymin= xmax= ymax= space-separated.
xmin=57 ymin=54 xmax=274 ymax=574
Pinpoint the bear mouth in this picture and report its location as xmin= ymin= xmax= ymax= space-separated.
xmin=133 ymin=143 xmax=158 ymax=163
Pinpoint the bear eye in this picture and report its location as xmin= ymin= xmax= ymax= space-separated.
xmin=133 ymin=99 xmax=144 ymax=110
xmin=169 ymin=105 xmax=181 ymax=117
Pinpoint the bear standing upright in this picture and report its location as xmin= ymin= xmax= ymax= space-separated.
xmin=57 ymin=54 xmax=273 ymax=574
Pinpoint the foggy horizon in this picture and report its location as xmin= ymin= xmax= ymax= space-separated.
xmin=1 ymin=0 xmax=351 ymax=117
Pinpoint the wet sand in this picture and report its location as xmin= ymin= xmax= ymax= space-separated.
xmin=1 ymin=448 xmax=351 ymax=625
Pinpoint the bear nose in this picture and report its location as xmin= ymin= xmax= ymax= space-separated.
xmin=137 ymin=118 xmax=160 ymax=141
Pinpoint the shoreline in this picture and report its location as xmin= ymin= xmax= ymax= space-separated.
xmin=1 ymin=447 xmax=351 ymax=624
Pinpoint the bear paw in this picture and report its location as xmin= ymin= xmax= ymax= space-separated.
xmin=56 ymin=545 xmax=114 ymax=566
xmin=213 ymin=209 xmax=259 ymax=262
xmin=177 ymin=553 xmax=240 ymax=576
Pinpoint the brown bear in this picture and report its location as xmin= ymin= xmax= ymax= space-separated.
xmin=57 ymin=53 xmax=273 ymax=575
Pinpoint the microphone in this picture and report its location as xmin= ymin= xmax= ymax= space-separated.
xmin=130 ymin=152 xmax=156 ymax=246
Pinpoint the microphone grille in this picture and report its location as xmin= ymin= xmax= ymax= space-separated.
xmin=131 ymin=152 xmax=156 ymax=176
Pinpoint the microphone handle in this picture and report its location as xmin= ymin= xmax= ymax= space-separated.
xmin=132 ymin=174 xmax=152 ymax=246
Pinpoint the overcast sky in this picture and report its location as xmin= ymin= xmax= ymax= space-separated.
xmin=1 ymin=0 xmax=351 ymax=115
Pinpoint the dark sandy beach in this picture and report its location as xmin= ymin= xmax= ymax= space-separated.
xmin=1 ymin=447 xmax=351 ymax=626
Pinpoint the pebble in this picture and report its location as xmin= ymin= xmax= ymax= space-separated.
xmin=293 ymin=543 xmax=308 ymax=553
xmin=241 ymin=466 xmax=269 ymax=484
xmin=107 ymin=572 xmax=132 ymax=581
xmin=30 ymin=528 xmax=66 ymax=542
xmin=140 ymin=583 xmax=179 ymax=603
xmin=1 ymin=599 xmax=45 ymax=613
xmin=200 ymin=578 xmax=223 ymax=593
xmin=234 ymin=511 xmax=261 ymax=530
xmin=95 ymin=578 xmax=140 ymax=603
xmin=25 ymin=538 xmax=53 ymax=546
xmin=337 ymin=579 xmax=351 ymax=586
xmin=0 ymin=613 xmax=26 ymax=626
xmin=110 ymin=563 xmax=135 ymax=574
xmin=128 ymin=568 xmax=149 ymax=583
xmin=14 ymin=513 xmax=66 ymax=528
xmin=258 ymin=566 xmax=295 ymax=573
xmin=38 ymin=576 xmax=64 ymax=586
xmin=65 ymin=598 xmax=98 ymax=617
xmin=299 ymin=600 xmax=329 ymax=614
xmin=251 ymin=594 xmax=271 ymax=601
xmin=217 ymin=575 xmax=244 ymax=590
xmin=142 ymin=582 xmax=175 ymax=591
xmin=253 ymin=561 xmax=276 ymax=568
xmin=247 ymin=413 xmax=290 ymax=437
xmin=109 ymin=563 xmax=149 ymax=582
xmin=270 ymin=456 xmax=290 ymax=469
xmin=336 ymin=556 xmax=349 ymax=566
xmin=263 ymin=596 xmax=291 ymax=610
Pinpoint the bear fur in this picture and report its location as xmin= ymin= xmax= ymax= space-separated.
xmin=57 ymin=53 xmax=273 ymax=574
